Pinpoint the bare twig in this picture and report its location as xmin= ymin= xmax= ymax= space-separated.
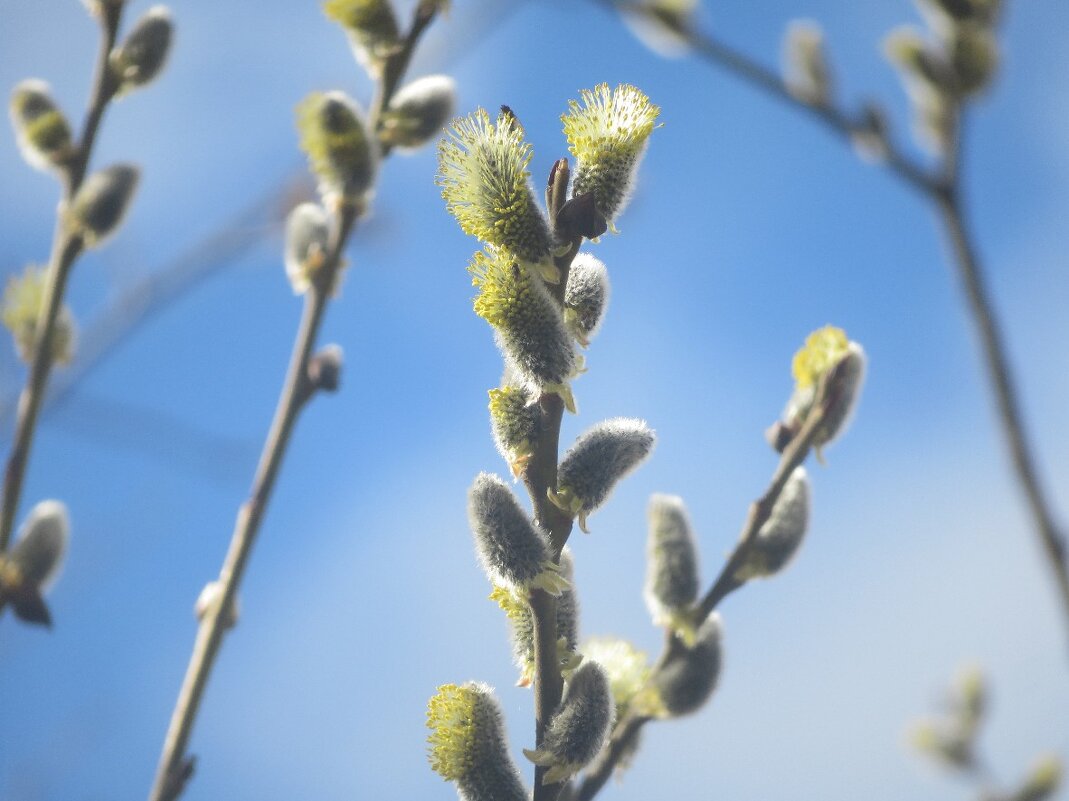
xmin=588 ymin=0 xmax=1069 ymax=648
xmin=0 ymin=4 xmax=124 ymax=554
xmin=148 ymin=8 xmax=440 ymax=799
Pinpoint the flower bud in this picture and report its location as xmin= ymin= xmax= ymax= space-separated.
xmin=469 ymin=248 xmax=581 ymax=411
xmin=468 ymin=473 xmax=568 ymax=595
xmin=111 ymin=6 xmax=174 ymax=93
xmin=284 ymin=202 xmax=331 ymax=294
xmin=551 ymin=418 xmax=655 ymax=532
xmin=2 ymin=265 xmax=76 ymax=365
xmin=380 ymin=75 xmax=456 ymax=152
xmin=851 ymin=102 xmax=890 ymax=163
xmin=563 ymin=253 xmax=610 ymax=347
xmin=66 ymin=163 xmax=140 ymax=247
xmin=619 ymin=0 xmax=697 ymax=59
xmin=523 ymin=661 xmax=615 ymax=784
xmin=948 ymin=21 xmax=998 ymax=97
xmin=736 ymin=467 xmax=810 ymax=580
xmin=562 ymin=84 xmax=660 ymax=229
xmin=308 ymin=344 xmax=344 ymax=393
xmin=9 ymin=80 xmax=74 ymax=172
xmin=492 ymin=548 xmax=581 ymax=687
xmin=195 ymin=581 xmax=239 ymax=629
xmin=427 ymin=682 xmax=529 ymax=801
xmin=1014 ymin=755 xmax=1062 ymax=801
xmin=323 ymin=0 xmax=401 ymax=78
xmin=0 ymin=500 xmax=70 ymax=627
xmin=488 ymin=384 xmax=541 ymax=478
xmin=910 ymin=722 xmax=973 ymax=769
xmin=651 ymin=613 xmax=723 ymax=718
xmin=438 ymin=109 xmax=554 ymax=276
xmin=885 ymin=27 xmax=953 ymax=96
xmin=644 ymin=494 xmax=700 ymax=644
xmin=783 ymin=21 xmax=833 ymax=106
xmin=783 ymin=326 xmax=865 ymax=460
xmin=297 ymin=91 xmax=378 ymax=208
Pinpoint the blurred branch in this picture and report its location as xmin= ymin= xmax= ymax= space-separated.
xmin=587 ymin=0 xmax=1069 ymax=651
xmin=574 ymin=402 xmax=827 ymax=800
xmin=0 ymin=4 xmax=124 ymax=555
xmin=148 ymin=5 xmax=441 ymax=798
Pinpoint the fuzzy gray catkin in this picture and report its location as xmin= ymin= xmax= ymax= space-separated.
xmin=66 ymin=164 xmax=141 ymax=247
xmin=644 ymin=493 xmax=700 ymax=635
xmin=467 ymin=473 xmax=566 ymax=595
xmin=111 ymin=6 xmax=174 ymax=92
xmin=563 ymin=253 xmax=610 ymax=347
xmin=736 ymin=467 xmax=810 ymax=580
xmin=553 ymin=418 xmax=655 ymax=531
xmin=381 ymin=75 xmax=457 ymax=152
xmin=652 ymin=613 xmax=723 ymax=718
xmin=523 ymin=661 xmax=615 ymax=784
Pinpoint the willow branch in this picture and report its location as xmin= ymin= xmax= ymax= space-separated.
xmin=590 ymin=0 xmax=1069 ymax=647
xmin=574 ymin=405 xmax=827 ymax=801
xmin=0 ymin=4 xmax=123 ymax=555
xmin=148 ymin=204 xmax=357 ymax=801
xmin=149 ymin=8 xmax=439 ymax=796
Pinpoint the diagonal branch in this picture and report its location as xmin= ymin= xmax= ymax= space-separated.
xmin=586 ymin=0 xmax=1069 ymax=650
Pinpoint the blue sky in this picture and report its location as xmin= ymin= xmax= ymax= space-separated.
xmin=1 ymin=1 xmax=1067 ymax=799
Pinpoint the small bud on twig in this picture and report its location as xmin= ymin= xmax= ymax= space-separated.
xmin=9 ymin=80 xmax=74 ymax=172
xmin=284 ymin=202 xmax=331 ymax=295
xmin=65 ymin=163 xmax=141 ymax=247
xmin=735 ymin=467 xmax=810 ymax=580
xmin=297 ymin=91 xmax=378 ymax=208
xmin=194 ymin=581 xmax=239 ymax=629
xmin=323 ymin=0 xmax=401 ymax=78
xmin=307 ymin=344 xmax=344 ymax=394
xmin=0 ymin=500 xmax=70 ymax=628
xmin=379 ymin=75 xmax=456 ymax=152
xmin=111 ymin=6 xmax=174 ymax=93
xmin=783 ymin=20 xmax=834 ymax=106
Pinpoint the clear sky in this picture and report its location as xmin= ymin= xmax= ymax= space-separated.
xmin=1 ymin=1 xmax=1067 ymax=800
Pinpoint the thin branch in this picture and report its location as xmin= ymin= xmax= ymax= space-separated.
xmin=588 ymin=0 xmax=1069 ymax=649
xmin=574 ymin=404 xmax=828 ymax=801
xmin=148 ymin=7 xmax=441 ymax=798
xmin=0 ymin=4 xmax=123 ymax=554
xmin=148 ymin=203 xmax=357 ymax=801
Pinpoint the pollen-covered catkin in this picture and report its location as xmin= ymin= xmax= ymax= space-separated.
xmin=469 ymin=248 xmax=580 ymax=409
xmin=1 ymin=265 xmax=76 ymax=365
xmin=652 ymin=613 xmax=723 ymax=718
xmin=644 ymin=494 xmax=700 ymax=637
xmin=562 ymin=83 xmax=660 ymax=227
xmin=488 ymin=384 xmax=541 ymax=476
xmin=467 ymin=473 xmax=567 ymax=595
xmin=523 ymin=661 xmax=615 ymax=784
xmin=427 ymin=682 xmax=529 ymax=801
xmin=438 ymin=109 xmax=553 ymax=272
xmin=554 ymin=418 xmax=655 ymax=531
xmin=563 ymin=253 xmax=610 ymax=347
